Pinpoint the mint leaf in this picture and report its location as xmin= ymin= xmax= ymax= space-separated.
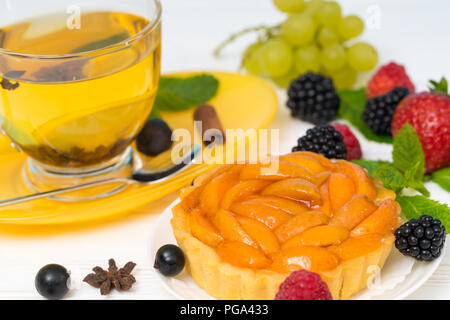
xmin=148 ymin=107 xmax=161 ymax=119
xmin=404 ymin=162 xmax=430 ymax=196
xmin=431 ymin=167 xmax=450 ymax=192
xmin=374 ymin=164 xmax=407 ymax=193
xmin=338 ymin=88 xmax=392 ymax=143
xmin=392 ymin=123 xmax=426 ymax=180
xmin=71 ymin=32 xmax=130 ymax=53
xmin=352 ymin=159 xmax=390 ymax=177
xmin=153 ymin=74 xmax=219 ymax=112
xmin=396 ymin=195 xmax=450 ymax=233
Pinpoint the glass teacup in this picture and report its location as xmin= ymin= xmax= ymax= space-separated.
xmin=0 ymin=0 xmax=161 ymax=199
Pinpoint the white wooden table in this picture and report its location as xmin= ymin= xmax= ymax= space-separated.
xmin=0 ymin=0 xmax=449 ymax=299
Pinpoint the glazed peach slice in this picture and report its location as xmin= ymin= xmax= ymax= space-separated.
xmin=212 ymin=209 xmax=257 ymax=248
xmin=274 ymin=211 xmax=329 ymax=243
xmin=237 ymin=216 xmax=280 ymax=255
xmin=216 ymin=241 xmax=271 ymax=269
xmin=199 ymin=166 xmax=241 ymax=217
xmin=189 ymin=210 xmax=224 ymax=247
xmin=246 ymin=196 xmax=309 ymax=215
xmin=271 ymin=246 xmax=340 ymax=273
xmin=329 ymin=195 xmax=378 ymax=230
xmin=374 ymin=187 xmax=396 ymax=205
xmin=290 ymin=151 xmax=337 ymax=170
xmin=337 ymin=161 xmax=377 ymax=200
xmin=261 ymin=178 xmax=321 ymax=204
xmin=328 ymin=234 xmax=385 ymax=260
xmin=220 ymin=180 xmax=271 ymax=210
xmin=282 ymin=225 xmax=349 ymax=249
xmin=328 ymin=173 xmax=356 ymax=212
xmin=318 ymin=182 xmax=331 ymax=216
xmin=279 ymin=154 xmax=326 ymax=174
xmin=351 ymin=200 xmax=401 ymax=236
xmin=239 ymin=160 xmax=315 ymax=183
xmin=181 ymin=165 xmax=234 ymax=211
xmin=316 ymin=171 xmax=331 ymax=186
xmin=230 ymin=200 xmax=292 ymax=229
xmin=181 ymin=186 xmax=203 ymax=212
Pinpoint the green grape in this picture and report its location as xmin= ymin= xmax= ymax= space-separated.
xmin=320 ymin=44 xmax=346 ymax=71
xmin=294 ymin=45 xmax=320 ymax=74
xmin=273 ymin=0 xmax=306 ymax=13
xmin=328 ymin=67 xmax=357 ymax=90
xmin=259 ymin=39 xmax=294 ymax=77
xmin=317 ymin=27 xmax=340 ymax=47
xmin=316 ymin=1 xmax=342 ymax=28
xmin=281 ymin=13 xmax=316 ymax=46
xmin=339 ymin=15 xmax=364 ymax=40
xmin=273 ymin=68 xmax=299 ymax=88
xmin=243 ymin=43 xmax=264 ymax=75
xmin=347 ymin=42 xmax=378 ymax=71
xmin=304 ymin=0 xmax=324 ymax=16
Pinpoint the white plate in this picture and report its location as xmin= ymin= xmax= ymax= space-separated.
xmin=149 ymin=199 xmax=443 ymax=300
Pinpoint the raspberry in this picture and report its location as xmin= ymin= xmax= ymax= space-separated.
xmin=395 ymin=215 xmax=446 ymax=262
xmin=292 ymin=125 xmax=347 ymax=160
xmin=363 ymin=87 xmax=410 ymax=135
xmin=287 ymin=72 xmax=340 ymax=125
xmin=275 ymin=270 xmax=332 ymax=300
xmin=366 ymin=62 xmax=415 ymax=98
xmin=331 ymin=123 xmax=362 ymax=160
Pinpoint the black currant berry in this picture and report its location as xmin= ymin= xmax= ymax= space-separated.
xmin=136 ymin=118 xmax=173 ymax=157
xmin=154 ymin=244 xmax=185 ymax=277
xmin=35 ymin=264 xmax=71 ymax=300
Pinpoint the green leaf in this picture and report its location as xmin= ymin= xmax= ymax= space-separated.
xmin=392 ymin=123 xmax=426 ymax=179
xmin=337 ymin=88 xmax=392 ymax=143
xmin=374 ymin=164 xmax=407 ymax=193
xmin=71 ymin=32 xmax=130 ymax=53
xmin=396 ymin=195 xmax=450 ymax=233
xmin=153 ymin=74 xmax=219 ymax=112
xmin=148 ymin=107 xmax=161 ymax=119
xmin=404 ymin=161 xmax=430 ymax=196
xmin=352 ymin=159 xmax=390 ymax=177
xmin=428 ymin=77 xmax=448 ymax=96
xmin=431 ymin=167 xmax=450 ymax=192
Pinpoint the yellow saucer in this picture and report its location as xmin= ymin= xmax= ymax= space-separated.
xmin=0 ymin=72 xmax=278 ymax=225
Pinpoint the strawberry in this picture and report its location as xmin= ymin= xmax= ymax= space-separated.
xmin=392 ymin=78 xmax=450 ymax=173
xmin=366 ymin=62 xmax=415 ymax=98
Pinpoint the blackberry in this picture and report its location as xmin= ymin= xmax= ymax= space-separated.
xmin=362 ymin=86 xmax=410 ymax=135
xmin=292 ymin=125 xmax=347 ymax=159
xmin=395 ymin=215 xmax=446 ymax=262
xmin=287 ymin=72 xmax=340 ymax=125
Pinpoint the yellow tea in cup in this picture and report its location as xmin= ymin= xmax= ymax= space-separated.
xmin=0 ymin=10 xmax=161 ymax=170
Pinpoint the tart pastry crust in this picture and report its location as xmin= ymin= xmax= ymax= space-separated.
xmin=171 ymin=158 xmax=400 ymax=300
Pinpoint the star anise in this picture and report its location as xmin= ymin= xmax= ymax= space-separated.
xmin=83 ymin=259 xmax=137 ymax=295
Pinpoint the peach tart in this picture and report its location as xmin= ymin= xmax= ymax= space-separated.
xmin=171 ymin=151 xmax=401 ymax=300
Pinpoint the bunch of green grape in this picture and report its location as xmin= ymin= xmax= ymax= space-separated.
xmin=241 ymin=0 xmax=378 ymax=89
